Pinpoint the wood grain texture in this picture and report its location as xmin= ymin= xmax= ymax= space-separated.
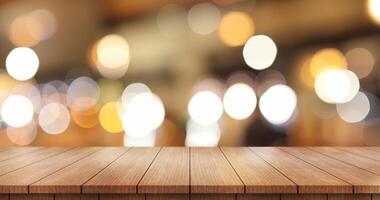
xmin=191 ymin=148 xmax=244 ymax=193
xmin=83 ymin=147 xmax=160 ymax=194
xmin=280 ymin=147 xmax=380 ymax=193
xmin=237 ymin=194 xmax=280 ymax=200
xmin=191 ymin=194 xmax=236 ymax=200
xmin=9 ymin=194 xmax=53 ymax=200
xmin=0 ymin=147 xmax=99 ymax=193
xmin=139 ymin=147 xmax=189 ymax=193
xmin=0 ymin=147 xmax=69 ymax=176
xmin=146 ymin=194 xmax=189 ymax=200
xmin=0 ymin=147 xmax=42 ymax=162
xmin=250 ymin=147 xmax=352 ymax=194
xmin=327 ymin=194 xmax=371 ymax=200
xmin=99 ymin=194 xmax=144 ymax=200
xmin=30 ymin=147 xmax=128 ymax=194
xmin=221 ymin=147 xmax=296 ymax=193
xmin=373 ymin=194 xmax=380 ymax=200
xmin=281 ymin=194 xmax=327 ymax=200
xmin=337 ymin=147 xmax=380 ymax=162
xmin=309 ymin=147 xmax=380 ymax=176
xmin=55 ymin=194 xmax=98 ymax=200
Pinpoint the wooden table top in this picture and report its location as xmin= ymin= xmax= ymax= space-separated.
xmin=0 ymin=147 xmax=380 ymax=199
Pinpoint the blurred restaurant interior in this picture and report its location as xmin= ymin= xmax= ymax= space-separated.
xmin=0 ymin=0 xmax=380 ymax=146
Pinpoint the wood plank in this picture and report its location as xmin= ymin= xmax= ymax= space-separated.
xmin=139 ymin=147 xmax=189 ymax=193
xmin=30 ymin=147 xmax=128 ymax=194
xmin=55 ymin=194 xmax=98 ymax=200
xmin=191 ymin=194 xmax=235 ymax=200
xmin=280 ymin=147 xmax=380 ymax=193
xmin=237 ymin=194 xmax=280 ymax=200
xmin=146 ymin=194 xmax=189 ymax=200
xmin=0 ymin=147 xmax=70 ymax=176
xmin=373 ymin=194 xmax=380 ymax=200
xmin=281 ymin=194 xmax=327 ymax=200
xmin=0 ymin=147 xmax=42 ymax=162
xmin=9 ymin=194 xmax=53 ymax=200
xmin=309 ymin=147 xmax=380 ymax=176
xmin=83 ymin=147 xmax=160 ymax=193
xmin=0 ymin=147 xmax=99 ymax=193
xmin=337 ymin=147 xmax=380 ymax=162
xmin=328 ymin=194 xmax=371 ymax=200
xmin=250 ymin=147 xmax=352 ymax=194
xmin=221 ymin=147 xmax=296 ymax=193
xmin=98 ymin=194 xmax=144 ymax=200
xmin=0 ymin=194 xmax=8 ymax=200
xmin=191 ymin=148 xmax=244 ymax=193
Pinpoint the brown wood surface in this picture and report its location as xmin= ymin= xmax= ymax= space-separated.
xmin=30 ymin=147 xmax=128 ymax=194
xmin=309 ymin=147 xmax=380 ymax=176
xmin=0 ymin=147 xmax=99 ymax=193
xmin=280 ymin=147 xmax=380 ymax=193
xmin=0 ymin=147 xmax=69 ymax=176
xmin=327 ymin=194 xmax=371 ymax=200
xmin=83 ymin=147 xmax=160 ymax=194
xmin=191 ymin=148 xmax=244 ymax=194
xmin=337 ymin=147 xmax=380 ymax=162
xmin=0 ymin=147 xmax=379 ymax=197
xmin=250 ymin=147 xmax=352 ymax=194
xmin=0 ymin=147 xmax=42 ymax=162
xmin=237 ymin=194 xmax=280 ymax=200
xmin=281 ymin=194 xmax=327 ymax=200
xmin=98 ymin=194 xmax=144 ymax=200
xmin=221 ymin=147 xmax=296 ymax=194
xmin=146 ymin=194 xmax=189 ymax=200
xmin=139 ymin=147 xmax=189 ymax=194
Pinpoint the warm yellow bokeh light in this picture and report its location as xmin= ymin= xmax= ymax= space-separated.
xmin=71 ymin=106 xmax=98 ymax=128
xmin=9 ymin=16 xmax=41 ymax=47
xmin=99 ymin=102 xmax=123 ymax=133
xmin=310 ymin=48 xmax=347 ymax=77
xmin=367 ymin=0 xmax=380 ymax=25
xmin=218 ymin=11 xmax=254 ymax=47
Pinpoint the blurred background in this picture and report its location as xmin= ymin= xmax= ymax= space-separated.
xmin=0 ymin=0 xmax=380 ymax=146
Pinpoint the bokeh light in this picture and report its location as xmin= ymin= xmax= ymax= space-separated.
xmin=310 ymin=48 xmax=347 ymax=78
xmin=124 ymin=131 xmax=156 ymax=147
xmin=95 ymin=34 xmax=130 ymax=79
xmin=99 ymin=101 xmax=123 ymax=133
xmin=259 ymin=84 xmax=297 ymax=125
xmin=9 ymin=9 xmax=56 ymax=47
xmin=11 ymin=83 xmax=41 ymax=113
xmin=243 ymin=35 xmax=277 ymax=70
xmin=67 ymin=76 xmax=100 ymax=112
xmin=256 ymin=69 xmax=287 ymax=97
xmin=188 ymin=3 xmax=221 ymax=35
xmin=9 ymin=16 xmax=40 ymax=47
xmin=28 ymin=9 xmax=56 ymax=41
xmin=7 ymin=121 xmax=37 ymax=145
xmin=121 ymin=82 xmax=151 ymax=109
xmin=185 ymin=119 xmax=220 ymax=147
xmin=38 ymin=103 xmax=70 ymax=134
xmin=122 ymin=92 xmax=165 ymax=138
xmin=188 ymin=91 xmax=223 ymax=125
xmin=6 ymin=47 xmax=39 ymax=81
xmin=71 ymin=106 xmax=99 ymax=129
xmin=337 ymin=92 xmax=370 ymax=123
xmin=223 ymin=83 xmax=257 ymax=120
xmin=218 ymin=11 xmax=254 ymax=47
xmin=314 ymin=69 xmax=360 ymax=104
xmin=1 ymin=95 xmax=34 ymax=128
xmin=345 ymin=48 xmax=375 ymax=79
xmin=367 ymin=0 xmax=380 ymax=25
